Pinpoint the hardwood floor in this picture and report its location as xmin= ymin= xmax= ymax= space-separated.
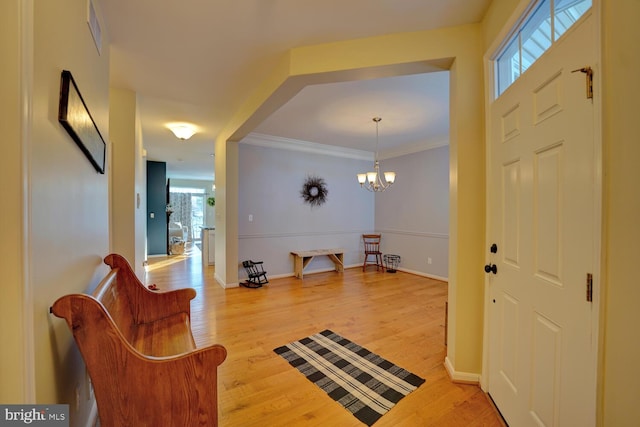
xmin=145 ymin=246 xmax=504 ymax=426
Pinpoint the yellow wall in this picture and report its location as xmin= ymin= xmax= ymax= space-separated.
xmin=448 ymin=39 xmax=486 ymax=375
xmin=110 ymin=88 xmax=137 ymax=264
xmin=109 ymin=88 xmax=147 ymax=278
xmin=31 ymin=0 xmax=111 ymax=424
xmin=601 ymin=1 xmax=640 ymax=425
xmin=2 ymin=1 xmax=111 ymax=418
xmin=482 ymin=0 xmax=521 ymax=50
xmin=0 ymin=0 xmax=112 ymax=422
xmin=218 ymin=24 xmax=486 ymax=375
xmin=0 ymin=0 xmax=28 ymax=402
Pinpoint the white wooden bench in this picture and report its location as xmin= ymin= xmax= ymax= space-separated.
xmin=290 ymin=248 xmax=345 ymax=279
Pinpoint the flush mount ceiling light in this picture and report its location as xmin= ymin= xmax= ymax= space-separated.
xmin=357 ymin=117 xmax=396 ymax=192
xmin=167 ymin=123 xmax=197 ymax=140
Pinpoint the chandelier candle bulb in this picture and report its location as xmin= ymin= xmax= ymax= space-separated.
xmin=384 ymin=171 xmax=396 ymax=184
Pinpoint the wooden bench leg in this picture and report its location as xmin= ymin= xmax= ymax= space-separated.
xmin=327 ymin=253 xmax=344 ymax=272
xmin=294 ymin=256 xmax=304 ymax=279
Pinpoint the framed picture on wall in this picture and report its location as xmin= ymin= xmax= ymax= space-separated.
xmin=58 ymin=69 xmax=106 ymax=174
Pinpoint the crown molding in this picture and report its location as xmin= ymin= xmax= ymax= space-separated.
xmin=241 ymin=133 xmax=373 ymax=160
xmin=242 ymin=132 xmax=449 ymax=161
xmin=378 ymin=137 xmax=449 ymax=160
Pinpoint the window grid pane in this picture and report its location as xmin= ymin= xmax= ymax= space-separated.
xmin=496 ymin=35 xmax=521 ymax=95
xmin=520 ymin=0 xmax=552 ymax=74
xmin=554 ymin=0 xmax=592 ymax=40
xmin=494 ymin=0 xmax=591 ymax=98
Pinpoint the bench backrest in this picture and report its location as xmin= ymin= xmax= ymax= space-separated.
xmin=92 ymin=268 xmax=137 ymax=345
xmin=74 ymin=253 xmax=197 ymax=349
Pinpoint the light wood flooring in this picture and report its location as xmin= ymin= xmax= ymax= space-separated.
xmin=145 ymin=246 xmax=504 ymax=426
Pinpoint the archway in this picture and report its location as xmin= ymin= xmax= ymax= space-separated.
xmin=215 ymin=24 xmax=486 ymax=379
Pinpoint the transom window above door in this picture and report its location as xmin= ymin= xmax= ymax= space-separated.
xmin=494 ymin=0 xmax=592 ymax=97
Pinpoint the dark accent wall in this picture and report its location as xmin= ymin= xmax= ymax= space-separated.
xmin=147 ymin=161 xmax=167 ymax=255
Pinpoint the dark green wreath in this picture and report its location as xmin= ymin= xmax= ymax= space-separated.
xmin=300 ymin=175 xmax=328 ymax=207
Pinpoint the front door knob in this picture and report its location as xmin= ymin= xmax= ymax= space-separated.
xmin=484 ymin=263 xmax=497 ymax=274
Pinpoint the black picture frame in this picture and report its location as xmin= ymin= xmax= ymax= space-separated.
xmin=58 ymin=70 xmax=106 ymax=174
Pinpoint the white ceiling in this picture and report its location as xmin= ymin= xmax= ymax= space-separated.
xmin=101 ymin=0 xmax=492 ymax=180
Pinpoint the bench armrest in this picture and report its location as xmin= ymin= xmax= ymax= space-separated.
xmin=99 ymin=346 xmax=227 ymax=426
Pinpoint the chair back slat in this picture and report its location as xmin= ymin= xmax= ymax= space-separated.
xmin=363 ymin=234 xmax=381 ymax=253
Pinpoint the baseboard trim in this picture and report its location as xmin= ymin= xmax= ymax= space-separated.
xmin=239 ymin=264 xmax=448 ymax=284
xmin=397 ymin=267 xmax=448 ymax=282
xmin=444 ymin=356 xmax=481 ymax=384
xmin=267 ymin=265 xmax=448 ymax=282
xmin=250 ymin=264 xmax=364 ymax=281
xmin=215 ymin=273 xmax=239 ymax=288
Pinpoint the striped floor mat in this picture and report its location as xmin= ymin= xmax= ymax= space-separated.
xmin=274 ymin=330 xmax=425 ymax=426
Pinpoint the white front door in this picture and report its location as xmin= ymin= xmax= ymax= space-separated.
xmin=487 ymin=13 xmax=597 ymax=427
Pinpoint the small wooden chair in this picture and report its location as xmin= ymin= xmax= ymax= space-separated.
xmin=362 ymin=234 xmax=384 ymax=272
xmin=242 ymin=260 xmax=269 ymax=288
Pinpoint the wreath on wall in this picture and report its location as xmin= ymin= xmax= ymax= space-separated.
xmin=300 ymin=175 xmax=328 ymax=207
xmin=207 ymin=197 xmax=215 ymax=207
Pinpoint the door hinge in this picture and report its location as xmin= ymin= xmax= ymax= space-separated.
xmin=586 ymin=273 xmax=593 ymax=302
xmin=572 ymin=66 xmax=593 ymax=99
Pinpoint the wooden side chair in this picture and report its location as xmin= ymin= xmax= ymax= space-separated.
xmin=362 ymin=234 xmax=384 ymax=271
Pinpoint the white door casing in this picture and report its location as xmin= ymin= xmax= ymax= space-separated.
xmin=486 ymin=12 xmax=598 ymax=427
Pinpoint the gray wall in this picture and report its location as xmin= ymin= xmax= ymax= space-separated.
xmin=376 ymin=145 xmax=449 ymax=279
xmin=238 ymin=140 xmax=449 ymax=281
xmin=238 ymin=143 xmax=374 ymax=278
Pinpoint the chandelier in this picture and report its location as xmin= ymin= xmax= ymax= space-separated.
xmin=357 ymin=117 xmax=396 ymax=192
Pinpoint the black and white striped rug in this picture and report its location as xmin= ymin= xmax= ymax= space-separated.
xmin=274 ymin=330 xmax=425 ymax=426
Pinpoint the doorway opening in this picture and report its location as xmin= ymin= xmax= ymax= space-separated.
xmin=169 ymin=187 xmax=205 ymax=244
